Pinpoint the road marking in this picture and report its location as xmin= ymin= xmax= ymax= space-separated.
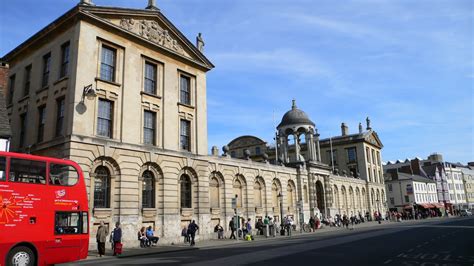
xmin=383 ymin=259 xmax=392 ymax=264
xmin=408 ymin=249 xmax=414 ymax=252
xmin=416 ymin=245 xmax=422 ymax=248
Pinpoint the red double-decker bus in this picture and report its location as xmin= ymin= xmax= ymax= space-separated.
xmin=0 ymin=152 xmax=89 ymax=266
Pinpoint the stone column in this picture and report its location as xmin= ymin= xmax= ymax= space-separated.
xmin=294 ymin=133 xmax=300 ymax=161
xmin=315 ymin=132 xmax=321 ymax=162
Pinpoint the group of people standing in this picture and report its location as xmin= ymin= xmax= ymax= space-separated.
xmin=96 ymin=221 xmax=123 ymax=257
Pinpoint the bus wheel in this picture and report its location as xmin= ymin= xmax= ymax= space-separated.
xmin=6 ymin=246 xmax=35 ymax=266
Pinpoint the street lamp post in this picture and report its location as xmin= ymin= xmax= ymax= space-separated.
xmin=277 ymin=192 xmax=284 ymax=235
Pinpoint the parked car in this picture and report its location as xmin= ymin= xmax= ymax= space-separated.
xmin=460 ymin=209 xmax=472 ymax=216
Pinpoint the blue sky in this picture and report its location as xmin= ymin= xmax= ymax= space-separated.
xmin=1 ymin=0 xmax=473 ymax=163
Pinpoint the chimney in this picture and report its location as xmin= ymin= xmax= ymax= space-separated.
xmin=341 ymin=123 xmax=348 ymax=136
xmin=410 ymin=158 xmax=421 ymax=175
xmin=358 ymin=122 xmax=363 ymax=134
xmin=146 ymin=0 xmax=159 ymax=10
xmin=0 ymin=62 xmax=9 ymax=96
xmin=79 ymin=0 xmax=93 ymax=5
xmin=196 ymin=33 xmax=205 ymax=52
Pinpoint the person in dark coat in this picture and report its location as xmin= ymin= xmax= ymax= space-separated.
xmin=187 ymin=220 xmax=199 ymax=246
xmin=112 ymin=222 xmax=122 ymax=256
xmin=229 ymin=219 xmax=236 ymax=239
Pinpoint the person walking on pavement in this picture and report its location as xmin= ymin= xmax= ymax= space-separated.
xmin=188 ymin=220 xmax=199 ymax=246
xmin=264 ymin=216 xmax=269 ymax=237
xmin=112 ymin=222 xmax=122 ymax=256
xmin=96 ymin=221 xmax=108 ymax=257
xmin=229 ymin=218 xmax=236 ymax=239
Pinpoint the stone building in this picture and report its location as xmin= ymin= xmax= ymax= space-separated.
xmin=385 ymin=172 xmax=440 ymax=213
xmin=460 ymin=166 xmax=474 ymax=209
xmin=384 ymin=153 xmax=468 ymax=213
xmin=228 ymin=101 xmax=387 ymax=220
xmin=2 ymin=0 xmax=386 ymax=249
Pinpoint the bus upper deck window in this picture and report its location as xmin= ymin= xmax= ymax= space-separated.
xmin=0 ymin=157 xmax=5 ymax=181
xmin=49 ymin=164 xmax=79 ymax=186
xmin=9 ymin=158 xmax=46 ymax=184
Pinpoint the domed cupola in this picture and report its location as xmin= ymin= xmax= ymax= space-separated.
xmin=276 ymin=100 xmax=321 ymax=164
xmin=277 ymin=99 xmax=315 ymax=129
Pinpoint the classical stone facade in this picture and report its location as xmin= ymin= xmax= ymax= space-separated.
xmin=3 ymin=1 xmax=387 ymax=250
xmin=227 ymin=101 xmax=387 ymax=220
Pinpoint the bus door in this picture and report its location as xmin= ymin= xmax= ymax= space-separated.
xmin=44 ymin=211 xmax=84 ymax=263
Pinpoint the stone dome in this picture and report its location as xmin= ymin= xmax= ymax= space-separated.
xmin=277 ymin=100 xmax=315 ymax=129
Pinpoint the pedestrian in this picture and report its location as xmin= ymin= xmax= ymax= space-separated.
xmin=269 ymin=217 xmax=275 ymax=237
xmin=245 ymin=218 xmax=252 ymax=237
xmin=112 ymin=222 xmax=122 ymax=256
xmin=264 ymin=216 xmax=269 ymax=237
xmin=229 ymin=218 xmax=236 ymax=239
xmin=188 ymin=220 xmax=199 ymax=246
xmin=214 ymin=222 xmax=224 ymax=239
xmin=146 ymin=226 xmax=159 ymax=246
xmin=96 ymin=221 xmax=108 ymax=257
xmin=182 ymin=226 xmax=189 ymax=243
xmin=309 ymin=216 xmax=315 ymax=232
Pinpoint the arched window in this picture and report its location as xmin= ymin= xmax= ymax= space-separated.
xmin=272 ymin=181 xmax=280 ymax=209
xmin=303 ymin=185 xmax=308 ymax=203
xmin=210 ymin=177 xmax=220 ymax=208
xmin=254 ymin=181 xmax=262 ymax=207
xmin=142 ymin=170 xmax=155 ymax=208
xmin=94 ymin=166 xmax=111 ymax=208
xmin=180 ymin=174 xmax=192 ymax=208
xmin=233 ymin=179 xmax=243 ymax=207
xmin=287 ymin=183 xmax=294 ymax=209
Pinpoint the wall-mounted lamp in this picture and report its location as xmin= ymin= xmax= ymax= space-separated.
xmin=81 ymin=84 xmax=97 ymax=103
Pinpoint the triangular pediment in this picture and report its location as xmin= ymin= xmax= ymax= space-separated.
xmin=365 ymin=131 xmax=383 ymax=148
xmin=81 ymin=6 xmax=213 ymax=70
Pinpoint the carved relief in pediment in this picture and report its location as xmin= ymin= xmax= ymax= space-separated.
xmin=119 ymin=18 xmax=186 ymax=56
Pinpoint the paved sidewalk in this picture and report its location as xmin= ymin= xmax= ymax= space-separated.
xmin=83 ymin=216 xmax=457 ymax=263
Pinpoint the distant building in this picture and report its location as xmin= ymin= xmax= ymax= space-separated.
xmin=384 ymin=153 xmax=468 ymax=213
xmin=460 ymin=166 xmax=474 ymax=209
xmin=385 ymin=172 xmax=440 ymax=213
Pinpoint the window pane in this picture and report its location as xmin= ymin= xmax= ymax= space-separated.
xmin=180 ymin=175 xmax=191 ymax=208
xmin=38 ymin=106 xmax=46 ymax=142
xmin=56 ymin=98 xmax=65 ymax=137
xmin=97 ymin=99 xmax=112 ymax=137
xmin=19 ymin=113 xmax=27 ymax=147
xmin=55 ymin=212 xmax=81 ymax=234
xmin=347 ymin=148 xmax=356 ymax=163
xmin=94 ymin=166 xmax=110 ymax=208
xmin=180 ymin=120 xmax=190 ymax=151
xmin=180 ymin=75 xmax=190 ymax=105
xmin=9 ymin=158 xmax=46 ymax=184
xmin=0 ymin=157 xmax=6 ymax=181
xmin=142 ymin=171 xmax=155 ymax=208
xmin=50 ymin=164 xmax=79 ymax=186
xmin=42 ymin=54 xmax=51 ymax=87
xmin=100 ymin=46 xmax=116 ymax=82
xmin=8 ymin=75 xmax=15 ymax=105
xmin=144 ymin=63 xmax=156 ymax=94
xmin=60 ymin=42 xmax=70 ymax=78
